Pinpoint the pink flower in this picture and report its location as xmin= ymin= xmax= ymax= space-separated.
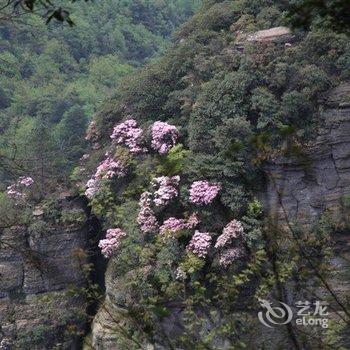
xmin=185 ymin=213 xmax=200 ymax=229
xmin=95 ymin=157 xmax=126 ymax=179
xmin=110 ymin=118 xmax=145 ymax=154
xmin=18 ymin=176 xmax=34 ymax=187
xmin=85 ymin=157 xmax=127 ymax=200
xmin=215 ymin=220 xmax=244 ymax=249
xmin=219 ymin=247 xmax=244 ymax=267
xmin=160 ymin=217 xmax=186 ymax=236
xmin=137 ymin=192 xmax=159 ymax=234
xmin=6 ymin=176 xmax=34 ymax=199
xmin=189 ymin=181 xmax=221 ymax=205
xmin=98 ymin=228 xmax=127 ymax=258
xmin=159 ymin=213 xmax=200 ymax=237
xmin=186 ymin=231 xmax=212 ymax=258
xmin=152 ymin=175 xmax=180 ymax=207
xmin=6 ymin=184 xmax=23 ymax=199
xmin=151 ymin=121 xmax=178 ymax=155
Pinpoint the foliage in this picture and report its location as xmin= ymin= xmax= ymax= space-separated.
xmin=80 ymin=0 xmax=350 ymax=347
xmin=0 ymin=0 xmax=201 ymax=195
xmin=1 ymin=0 xmax=350 ymax=348
xmin=286 ymin=0 xmax=350 ymax=33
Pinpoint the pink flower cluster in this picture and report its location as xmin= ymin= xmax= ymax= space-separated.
xmin=219 ymin=247 xmax=243 ymax=267
xmin=85 ymin=178 xmax=101 ymax=199
xmin=189 ymin=181 xmax=221 ymax=205
xmin=6 ymin=186 xmax=23 ymax=199
xmin=137 ymin=192 xmax=159 ymax=233
xmin=151 ymin=121 xmax=178 ymax=155
xmin=7 ymin=176 xmax=34 ymax=199
xmin=110 ymin=119 xmax=145 ymax=154
xmin=98 ymin=228 xmax=127 ymax=258
xmin=95 ymin=157 xmax=127 ymax=179
xmin=186 ymin=231 xmax=212 ymax=258
xmin=85 ymin=156 xmax=127 ymax=199
xmin=160 ymin=217 xmax=186 ymax=236
xmin=152 ymin=175 xmax=180 ymax=207
xmin=19 ymin=176 xmax=34 ymax=187
xmin=186 ymin=213 xmax=200 ymax=229
xmin=160 ymin=213 xmax=200 ymax=236
xmin=215 ymin=220 xmax=244 ymax=249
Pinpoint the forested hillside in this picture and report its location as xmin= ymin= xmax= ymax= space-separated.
xmin=0 ymin=0 xmax=201 ymax=194
xmin=79 ymin=0 xmax=350 ymax=348
xmin=1 ymin=0 xmax=350 ymax=349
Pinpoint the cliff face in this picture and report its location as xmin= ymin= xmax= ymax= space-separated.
xmin=88 ymin=84 xmax=350 ymax=349
xmin=263 ymin=83 xmax=350 ymax=224
xmin=0 ymin=196 xmax=88 ymax=349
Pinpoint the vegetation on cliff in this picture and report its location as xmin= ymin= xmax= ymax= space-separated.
xmin=1 ymin=0 xmax=350 ymax=348
xmin=79 ymin=0 xmax=350 ymax=348
xmin=0 ymin=1 xmax=201 ymax=348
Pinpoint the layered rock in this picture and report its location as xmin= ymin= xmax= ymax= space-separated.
xmin=0 ymin=196 xmax=88 ymax=349
xmin=235 ymin=26 xmax=294 ymax=51
xmin=246 ymin=26 xmax=293 ymax=43
xmin=263 ymin=83 xmax=350 ymax=224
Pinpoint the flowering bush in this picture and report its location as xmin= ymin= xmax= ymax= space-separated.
xmin=186 ymin=231 xmax=212 ymax=258
xmin=137 ymin=192 xmax=159 ymax=233
xmin=152 ymin=175 xmax=180 ymax=207
xmin=84 ymin=154 xmax=127 ymax=199
xmin=110 ymin=118 xmax=145 ymax=154
xmin=19 ymin=177 xmax=34 ymax=187
xmin=95 ymin=157 xmax=127 ymax=179
xmin=151 ymin=121 xmax=178 ymax=155
xmin=160 ymin=217 xmax=186 ymax=236
xmin=7 ymin=176 xmax=34 ymax=199
xmin=99 ymin=228 xmax=127 ymax=258
xmin=175 ymin=267 xmax=187 ymax=280
xmin=215 ymin=220 xmax=244 ymax=249
xmin=189 ymin=180 xmax=221 ymax=205
xmin=6 ymin=185 xmax=23 ymax=199
xmin=219 ymin=247 xmax=244 ymax=267
xmin=84 ymin=115 xmax=268 ymax=349
xmin=185 ymin=213 xmax=200 ymax=229
xmin=159 ymin=213 xmax=200 ymax=237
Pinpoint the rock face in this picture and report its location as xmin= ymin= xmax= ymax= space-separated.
xmin=246 ymin=26 xmax=293 ymax=43
xmin=263 ymin=83 xmax=350 ymax=224
xmin=88 ymin=84 xmax=350 ymax=349
xmin=235 ymin=26 xmax=294 ymax=51
xmin=0 ymin=196 xmax=88 ymax=349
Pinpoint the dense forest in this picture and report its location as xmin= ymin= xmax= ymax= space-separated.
xmin=1 ymin=0 xmax=350 ymax=349
xmin=0 ymin=0 xmax=201 ymax=192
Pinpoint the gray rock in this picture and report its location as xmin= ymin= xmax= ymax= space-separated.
xmin=0 ymin=196 xmax=88 ymax=349
xmin=262 ymin=84 xmax=350 ymax=223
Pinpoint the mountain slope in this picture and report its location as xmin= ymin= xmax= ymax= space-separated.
xmin=81 ymin=1 xmax=350 ymax=348
xmin=0 ymin=0 xmax=201 ymax=192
